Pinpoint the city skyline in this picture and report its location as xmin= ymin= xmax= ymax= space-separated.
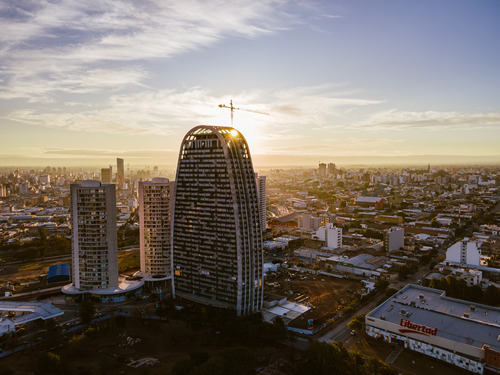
xmin=1 ymin=1 xmax=500 ymax=167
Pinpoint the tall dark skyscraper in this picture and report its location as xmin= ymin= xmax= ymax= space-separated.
xmin=117 ymin=158 xmax=124 ymax=187
xmin=172 ymin=125 xmax=263 ymax=315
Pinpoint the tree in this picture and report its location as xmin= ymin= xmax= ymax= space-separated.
xmin=348 ymin=313 xmax=366 ymax=332
xmin=193 ymin=358 xmax=227 ymax=375
xmin=221 ymin=346 xmax=256 ymax=375
xmin=466 ymin=285 xmax=483 ymax=303
xmin=364 ymin=356 xmax=398 ymax=375
xmin=397 ymin=266 xmax=410 ymax=280
xmin=190 ymin=351 xmax=210 ymax=366
xmin=381 ymin=288 xmax=398 ymax=302
xmin=38 ymin=227 xmax=48 ymax=258
xmin=484 ymin=285 xmax=500 ymax=306
xmin=430 ymin=218 xmax=441 ymax=228
xmin=171 ymin=359 xmax=195 ymax=375
xmin=156 ymin=299 xmax=177 ymax=320
xmin=48 ymin=235 xmax=70 ymax=254
xmin=374 ymin=280 xmax=389 ymax=292
xmin=79 ymin=299 xmax=97 ymax=325
xmin=363 ymin=229 xmax=383 ymax=240
xmin=419 ymin=254 xmax=431 ymax=266
xmin=297 ymin=341 xmax=352 ymax=375
xmin=38 ymin=352 xmax=61 ymax=375
xmin=13 ymin=247 xmax=38 ymax=262
xmin=270 ymin=316 xmax=287 ymax=341
xmin=347 ymin=221 xmax=362 ymax=229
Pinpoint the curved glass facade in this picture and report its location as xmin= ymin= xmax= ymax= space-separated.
xmin=172 ymin=126 xmax=263 ymax=315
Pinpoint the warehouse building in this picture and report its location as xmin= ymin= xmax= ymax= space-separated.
xmin=365 ymin=284 xmax=500 ymax=374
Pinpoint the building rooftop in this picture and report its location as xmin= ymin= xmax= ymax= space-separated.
xmin=341 ymin=254 xmax=387 ymax=270
xmin=367 ymin=284 xmax=500 ymax=351
xmin=62 ymin=278 xmax=144 ymax=295
xmin=80 ymin=180 xmax=102 ymax=187
xmin=0 ymin=301 xmax=64 ymax=325
xmin=262 ymin=301 xmax=311 ymax=325
xmin=356 ymin=196 xmax=386 ymax=203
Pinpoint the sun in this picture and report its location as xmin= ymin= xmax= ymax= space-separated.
xmin=210 ymin=109 xmax=265 ymax=153
xmin=231 ymin=114 xmax=262 ymax=153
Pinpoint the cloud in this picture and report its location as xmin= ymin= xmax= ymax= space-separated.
xmin=0 ymin=0 xmax=299 ymax=101
xmin=41 ymin=147 xmax=177 ymax=159
xmin=2 ymin=84 xmax=383 ymax=136
xmin=357 ymin=110 xmax=500 ymax=130
xmin=4 ymin=108 xmax=176 ymax=136
xmin=258 ymin=137 xmax=403 ymax=156
xmin=323 ymin=14 xmax=342 ymax=19
xmin=1 ymin=1 xmax=380 ymax=140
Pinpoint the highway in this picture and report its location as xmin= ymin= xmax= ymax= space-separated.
xmin=2 ymin=246 xmax=139 ymax=266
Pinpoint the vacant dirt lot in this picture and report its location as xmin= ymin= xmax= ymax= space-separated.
xmin=0 ymin=262 xmax=56 ymax=283
xmin=269 ymin=271 xmax=363 ymax=327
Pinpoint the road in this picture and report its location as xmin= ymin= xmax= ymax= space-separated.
xmin=3 ymin=246 xmax=139 ymax=267
xmin=316 ymin=265 xmax=429 ymax=345
xmin=317 ymin=293 xmax=384 ymax=344
xmin=392 ymin=266 xmax=428 ymax=290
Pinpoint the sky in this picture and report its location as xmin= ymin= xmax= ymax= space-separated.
xmin=1 ymin=0 xmax=500 ymax=168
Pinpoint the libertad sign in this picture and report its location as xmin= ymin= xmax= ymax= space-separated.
xmin=399 ymin=319 xmax=438 ymax=336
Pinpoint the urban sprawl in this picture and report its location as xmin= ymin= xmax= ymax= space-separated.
xmin=0 ymin=126 xmax=499 ymax=374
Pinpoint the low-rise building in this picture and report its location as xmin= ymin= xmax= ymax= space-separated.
xmin=355 ymin=196 xmax=387 ymax=209
xmin=314 ymin=223 xmax=342 ymax=249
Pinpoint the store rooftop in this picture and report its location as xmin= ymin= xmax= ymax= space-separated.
xmin=367 ymin=284 xmax=500 ymax=351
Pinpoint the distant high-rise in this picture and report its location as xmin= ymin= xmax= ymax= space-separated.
xmin=69 ymin=180 xmax=118 ymax=291
xmin=139 ymin=178 xmax=174 ymax=276
xmin=328 ymin=163 xmax=336 ymax=176
xmin=256 ymin=174 xmax=267 ymax=231
xmin=318 ymin=162 xmax=327 ymax=177
xmin=101 ymin=167 xmax=112 ymax=184
xmin=172 ymin=125 xmax=263 ymax=315
xmin=117 ymin=158 xmax=124 ymax=187
xmin=40 ymin=174 xmax=50 ymax=186
xmin=300 ymin=213 xmax=322 ymax=231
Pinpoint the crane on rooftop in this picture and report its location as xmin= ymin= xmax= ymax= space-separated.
xmin=218 ymin=99 xmax=269 ymax=127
